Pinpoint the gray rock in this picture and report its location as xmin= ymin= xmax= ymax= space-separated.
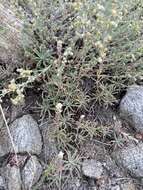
xmin=120 ymin=181 xmax=136 ymax=190
xmin=0 ymin=114 xmax=4 ymax=130
xmin=2 ymin=165 xmax=21 ymax=190
xmin=63 ymin=179 xmax=91 ymax=190
xmin=97 ymin=174 xmax=136 ymax=190
xmin=0 ymin=115 xmax=42 ymax=157
xmin=110 ymin=185 xmax=120 ymax=190
xmin=40 ymin=122 xmax=58 ymax=162
xmin=112 ymin=143 xmax=143 ymax=178
xmin=21 ymin=156 xmax=43 ymax=190
xmin=0 ymin=175 xmax=6 ymax=190
xmin=82 ymin=159 xmax=103 ymax=179
xmin=81 ymin=141 xmax=136 ymax=190
xmin=120 ymin=85 xmax=143 ymax=133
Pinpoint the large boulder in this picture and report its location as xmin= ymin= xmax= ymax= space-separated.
xmin=112 ymin=143 xmax=143 ymax=178
xmin=0 ymin=115 xmax=42 ymax=157
xmin=0 ymin=3 xmax=23 ymax=64
xmin=120 ymin=85 xmax=143 ymax=133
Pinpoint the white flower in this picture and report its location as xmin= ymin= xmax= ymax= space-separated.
xmin=104 ymin=35 xmax=112 ymax=43
xmin=95 ymin=41 xmax=104 ymax=49
xmin=97 ymin=57 xmax=103 ymax=63
xmin=97 ymin=4 xmax=105 ymax=11
xmin=58 ymin=151 xmax=64 ymax=159
xmin=11 ymin=93 xmax=24 ymax=105
xmin=17 ymin=68 xmax=32 ymax=78
xmin=56 ymin=103 xmax=63 ymax=113
xmin=113 ymin=115 xmax=116 ymax=121
xmin=100 ymin=51 xmax=106 ymax=58
xmin=110 ymin=21 xmax=118 ymax=28
xmin=80 ymin=115 xmax=85 ymax=119
xmin=57 ymin=40 xmax=63 ymax=47
xmin=112 ymin=9 xmax=117 ymax=17
xmin=2 ymin=88 xmax=8 ymax=95
xmin=64 ymin=47 xmax=73 ymax=57
xmin=8 ymin=79 xmax=17 ymax=92
xmin=57 ymin=40 xmax=63 ymax=53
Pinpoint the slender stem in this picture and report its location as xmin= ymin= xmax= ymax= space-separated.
xmin=0 ymin=104 xmax=18 ymax=163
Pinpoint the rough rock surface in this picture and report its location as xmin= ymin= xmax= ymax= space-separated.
xmin=81 ymin=141 xmax=137 ymax=190
xmin=64 ymin=180 xmax=91 ymax=190
xmin=82 ymin=159 xmax=103 ymax=179
xmin=0 ymin=3 xmax=28 ymax=66
xmin=0 ymin=114 xmax=4 ymax=130
xmin=0 ymin=115 xmax=42 ymax=157
xmin=22 ymin=156 xmax=43 ymax=190
xmin=97 ymin=177 xmax=136 ymax=190
xmin=120 ymin=181 xmax=136 ymax=190
xmin=112 ymin=143 xmax=143 ymax=178
xmin=1 ymin=165 xmax=21 ymax=190
xmin=0 ymin=175 xmax=6 ymax=190
xmin=120 ymin=85 xmax=143 ymax=133
xmin=40 ymin=122 xmax=58 ymax=162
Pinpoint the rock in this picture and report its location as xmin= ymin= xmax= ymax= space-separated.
xmin=40 ymin=122 xmax=58 ymax=162
xmin=1 ymin=165 xmax=21 ymax=190
xmin=0 ymin=155 xmax=42 ymax=190
xmin=120 ymin=85 xmax=143 ymax=133
xmin=63 ymin=179 xmax=91 ymax=190
xmin=112 ymin=143 xmax=143 ymax=178
xmin=0 ymin=3 xmax=29 ymax=66
xmin=110 ymin=185 xmax=120 ymax=190
xmin=81 ymin=140 xmax=137 ymax=190
xmin=0 ymin=114 xmax=4 ymax=130
xmin=0 ymin=175 xmax=6 ymax=190
xmin=120 ymin=181 xmax=136 ymax=190
xmin=0 ymin=115 xmax=42 ymax=157
xmin=21 ymin=156 xmax=43 ymax=190
xmin=82 ymin=159 xmax=103 ymax=179
xmin=98 ymin=178 xmax=136 ymax=190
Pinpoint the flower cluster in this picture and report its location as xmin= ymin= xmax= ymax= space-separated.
xmin=11 ymin=89 xmax=24 ymax=105
xmin=56 ymin=103 xmax=63 ymax=113
xmin=1 ymin=69 xmax=33 ymax=105
xmin=72 ymin=1 xmax=83 ymax=11
xmin=62 ymin=47 xmax=73 ymax=64
xmin=17 ymin=68 xmax=33 ymax=78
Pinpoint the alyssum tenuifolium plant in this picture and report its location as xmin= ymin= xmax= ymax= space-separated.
xmin=0 ymin=1 xmax=143 ymax=189
xmin=1 ymin=0 xmax=143 ymax=110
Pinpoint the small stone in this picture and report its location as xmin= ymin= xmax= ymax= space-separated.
xmin=0 ymin=115 xmax=42 ymax=157
xmin=82 ymin=159 xmax=103 ymax=179
xmin=63 ymin=179 xmax=91 ymax=190
xmin=1 ymin=165 xmax=21 ymax=190
xmin=0 ymin=114 xmax=4 ymax=130
xmin=110 ymin=185 xmax=120 ymax=190
xmin=21 ymin=156 xmax=43 ymax=190
xmin=120 ymin=181 xmax=136 ymax=190
xmin=120 ymin=86 xmax=143 ymax=133
xmin=40 ymin=123 xmax=58 ymax=162
xmin=112 ymin=143 xmax=143 ymax=178
xmin=135 ymin=133 xmax=143 ymax=140
xmin=0 ymin=175 xmax=6 ymax=189
xmin=81 ymin=141 xmax=137 ymax=190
